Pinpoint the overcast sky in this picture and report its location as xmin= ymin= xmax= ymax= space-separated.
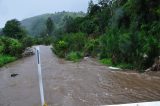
xmin=0 ymin=0 xmax=97 ymax=28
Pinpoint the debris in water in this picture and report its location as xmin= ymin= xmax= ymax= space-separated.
xmin=22 ymin=47 xmax=35 ymax=57
xmin=145 ymin=56 xmax=160 ymax=72
xmin=84 ymin=57 xmax=89 ymax=60
xmin=11 ymin=73 xmax=19 ymax=78
xmin=109 ymin=67 xmax=121 ymax=70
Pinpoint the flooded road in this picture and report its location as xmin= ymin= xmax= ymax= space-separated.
xmin=0 ymin=45 xmax=160 ymax=106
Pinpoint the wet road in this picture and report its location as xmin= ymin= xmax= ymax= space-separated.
xmin=0 ymin=45 xmax=160 ymax=106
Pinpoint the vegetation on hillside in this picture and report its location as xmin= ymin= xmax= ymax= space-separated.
xmin=0 ymin=0 xmax=159 ymax=71
xmin=0 ymin=19 xmax=35 ymax=66
xmin=0 ymin=15 xmax=60 ymax=66
xmin=21 ymin=11 xmax=85 ymax=36
xmin=52 ymin=0 xmax=160 ymax=71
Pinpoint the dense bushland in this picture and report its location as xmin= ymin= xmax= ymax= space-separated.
xmin=0 ymin=17 xmax=57 ymax=66
xmin=52 ymin=32 xmax=100 ymax=61
xmin=52 ymin=32 xmax=86 ymax=58
xmin=0 ymin=36 xmax=23 ymax=66
xmin=0 ymin=19 xmax=35 ymax=66
xmin=52 ymin=0 xmax=160 ymax=71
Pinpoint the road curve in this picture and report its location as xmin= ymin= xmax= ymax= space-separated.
xmin=0 ymin=45 xmax=160 ymax=106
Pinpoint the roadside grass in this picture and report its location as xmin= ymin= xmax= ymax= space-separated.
xmin=100 ymin=58 xmax=112 ymax=66
xmin=100 ymin=58 xmax=134 ymax=70
xmin=66 ymin=51 xmax=83 ymax=62
xmin=0 ymin=55 xmax=16 ymax=67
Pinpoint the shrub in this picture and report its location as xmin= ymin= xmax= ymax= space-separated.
xmin=56 ymin=40 xmax=68 ymax=50
xmin=100 ymin=58 xmax=113 ymax=66
xmin=63 ymin=32 xmax=87 ymax=52
xmin=21 ymin=36 xmax=34 ymax=48
xmin=0 ymin=55 xmax=16 ymax=67
xmin=118 ymin=33 xmax=132 ymax=62
xmin=84 ymin=38 xmax=99 ymax=57
xmin=142 ymin=35 xmax=160 ymax=68
xmin=8 ymin=39 xmax=23 ymax=57
xmin=52 ymin=32 xmax=86 ymax=58
xmin=99 ymin=29 xmax=120 ymax=62
xmin=1 ymin=37 xmax=23 ymax=57
xmin=100 ymin=58 xmax=134 ymax=69
xmin=0 ymin=39 xmax=4 ymax=54
xmin=52 ymin=40 xmax=68 ymax=58
xmin=43 ymin=36 xmax=54 ymax=45
xmin=66 ymin=51 xmax=83 ymax=62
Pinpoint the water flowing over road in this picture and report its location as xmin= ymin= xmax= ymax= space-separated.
xmin=0 ymin=46 xmax=160 ymax=106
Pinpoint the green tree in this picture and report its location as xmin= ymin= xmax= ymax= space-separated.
xmin=87 ymin=0 xmax=94 ymax=14
xmin=0 ymin=39 xmax=4 ymax=54
xmin=21 ymin=36 xmax=34 ymax=48
xmin=89 ymin=4 xmax=101 ymax=16
xmin=3 ymin=19 xmax=26 ymax=39
xmin=98 ymin=0 xmax=109 ymax=7
xmin=46 ymin=17 xmax=55 ymax=36
xmin=81 ymin=20 xmax=97 ymax=35
xmin=63 ymin=16 xmax=74 ymax=33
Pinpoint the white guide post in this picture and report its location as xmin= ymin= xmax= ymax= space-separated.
xmin=36 ymin=46 xmax=45 ymax=106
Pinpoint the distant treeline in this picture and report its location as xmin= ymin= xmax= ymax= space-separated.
xmin=21 ymin=11 xmax=85 ymax=36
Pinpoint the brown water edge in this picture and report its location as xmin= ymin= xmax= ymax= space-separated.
xmin=0 ymin=45 xmax=160 ymax=106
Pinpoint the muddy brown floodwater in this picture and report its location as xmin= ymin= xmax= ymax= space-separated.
xmin=0 ymin=45 xmax=160 ymax=106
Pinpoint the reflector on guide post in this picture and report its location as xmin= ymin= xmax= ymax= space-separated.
xmin=36 ymin=46 xmax=47 ymax=106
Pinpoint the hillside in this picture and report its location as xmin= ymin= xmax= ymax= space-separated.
xmin=21 ymin=11 xmax=85 ymax=36
xmin=0 ymin=29 xmax=2 ymax=35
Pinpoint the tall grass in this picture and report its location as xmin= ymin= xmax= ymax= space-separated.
xmin=0 ymin=55 xmax=16 ymax=67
